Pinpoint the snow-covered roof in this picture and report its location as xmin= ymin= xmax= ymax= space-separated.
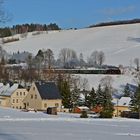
xmin=77 ymin=106 xmax=89 ymax=110
xmin=0 ymin=84 xmax=10 ymax=95
xmin=118 ymin=97 xmax=131 ymax=107
xmin=0 ymin=83 xmax=19 ymax=96
xmin=4 ymin=84 xmax=19 ymax=96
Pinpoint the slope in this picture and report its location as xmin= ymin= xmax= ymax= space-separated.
xmin=3 ymin=23 xmax=140 ymax=66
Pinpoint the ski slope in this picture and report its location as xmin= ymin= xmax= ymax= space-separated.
xmin=3 ymin=23 xmax=140 ymax=66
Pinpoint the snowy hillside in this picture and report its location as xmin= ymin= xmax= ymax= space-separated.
xmin=3 ymin=23 xmax=140 ymax=66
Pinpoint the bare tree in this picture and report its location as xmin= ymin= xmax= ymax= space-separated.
xmin=89 ymin=50 xmax=98 ymax=66
xmin=79 ymin=53 xmax=85 ymax=68
xmin=100 ymin=76 xmax=113 ymax=94
xmin=43 ymin=49 xmax=54 ymax=69
xmin=100 ymin=76 xmax=113 ymax=88
xmin=59 ymin=48 xmax=78 ymax=68
xmin=59 ymin=48 xmax=67 ymax=66
xmin=97 ymin=51 xmax=105 ymax=66
xmin=134 ymin=58 xmax=139 ymax=71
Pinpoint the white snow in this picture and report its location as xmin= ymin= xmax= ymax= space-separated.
xmin=3 ymin=23 xmax=140 ymax=66
xmin=0 ymin=83 xmax=19 ymax=96
xmin=118 ymin=97 xmax=131 ymax=106
xmin=0 ymin=107 xmax=140 ymax=140
xmin=77 ymin=74 xmax=135 ymax=91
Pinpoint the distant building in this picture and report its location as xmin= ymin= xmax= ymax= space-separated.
xmin=113 ymin=97 xmax=131 ymax=117
xmin=23 ymin=81 xmax=62 ymax=111
xmin=73 ymin=106 xmax=89 ymax=113
xmin=0 ymin=83 xmax=19 ymax=107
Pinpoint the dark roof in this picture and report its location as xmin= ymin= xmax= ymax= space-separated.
xmin=35 ymin=81 xmax=61 ymax=100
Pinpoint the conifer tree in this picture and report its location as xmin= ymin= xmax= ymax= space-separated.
xmin=131 ymin=84 xmax=140 ymax=119
xmin=123 ymin=84 xmax=131 ymax=97
xmin=58 ymin=80 xmax=72 ymax=109
xmin=100 ymin=86 xmax=114 ymax=118
xmin=85 ymin=87 xmax=97 ymax=109
xmin=96 ymin=84 xmax=104 ymax=105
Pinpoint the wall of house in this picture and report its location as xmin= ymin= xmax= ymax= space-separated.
xmin=41 ymin=99 xmax=62 ymax=112
xmin=114 ymin=106 xmax=130 ymax=117
xmin=23 ymin=83 xmax=42 ymax=110
xmin=0 ymin=96 xmax=10 ymax=107
xmin=11 ymin=89 xmax=28 ymax=109
xmin=73 ymin=107 xmax=81 ymax=113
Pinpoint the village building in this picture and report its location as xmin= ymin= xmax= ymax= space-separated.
xmin=11 ymin=87 xmax=28 ymax=109
xmin=113 ymin=97 xmax=131 ymax=117
xmin=23 ymin=81 xmax=62 ymax=111
xmin=0 ymin=83 xmax=19 ymax=107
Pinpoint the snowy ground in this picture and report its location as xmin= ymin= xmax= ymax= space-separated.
xmin=0 ymin=107 xmax=140 ymax=140
xmin=3 ymin=23 xmax=140 ymax=66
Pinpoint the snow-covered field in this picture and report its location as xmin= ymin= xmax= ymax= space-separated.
xmin=0 ymin=107 xmax=140 ymax=140
xmin=3 ymin=23 xmax=140 ymax=66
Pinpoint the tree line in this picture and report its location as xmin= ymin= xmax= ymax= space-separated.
xmin=0 ymin=23 xmax=60 ymax=37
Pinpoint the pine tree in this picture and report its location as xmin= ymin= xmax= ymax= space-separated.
xmin=85 ymin=87 xmax=97 ymax=109
xmin=123 ymin=84 xmax=131 ymax=97
xmin=96 ymin=84 xmax=104 ymax=106
xmin=100 ymin=86 xmax=114 ymax=118
xmin=71 ymin=87 xmax=80 ymax=108
xmin=58 ymin=80 xmax=72 ymax=109
xmin=131 ymin=84 xmax=140 ymax=119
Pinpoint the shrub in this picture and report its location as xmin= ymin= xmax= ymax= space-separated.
xmin=100 ymin=108 xmax=114 ymax=118
xmin=2 ymin=37 xmax=19 ymax=44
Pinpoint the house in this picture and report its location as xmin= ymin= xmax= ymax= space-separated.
xmin=0 ymin=83 xmax=19 ymax=107
xmin=73 ymin=106 xmax=89 ymax=113
xmin=113 ymin=97 xmax=131 ymax=117
xmin=11 ymin=87 xmax=28 ymax=109
xmin=23 ymin=81 xmax=62 ymax=111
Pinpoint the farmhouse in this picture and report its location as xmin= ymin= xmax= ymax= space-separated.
xmin=11 ymin=87 xmax=28 ymax=109
xmin=23 ymin=81 xmax=62 ymax=111
xmin=113 ymin=97 xmax=131 ymax=117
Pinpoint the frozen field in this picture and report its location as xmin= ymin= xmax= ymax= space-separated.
xmin=0 ymin=107 xmax=140 ymax=140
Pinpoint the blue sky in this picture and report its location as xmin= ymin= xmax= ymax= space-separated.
xmin=2 ymin=0 xmax=140 ymax=28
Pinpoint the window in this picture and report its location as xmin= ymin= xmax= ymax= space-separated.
xmin=23 ymin=92 xmax=26 ymax=96
xmin=44 ymin=103 xmax=47 ymax=108
xmin=20 ymin=92 xmax=22 ymax=96
xmin=17 ymin=92 xmax=18 ymax=96
xmin=31 ymin=94 xmax=33 ymax=99
xmin=13 ymin=99 xmax=15 ymax=103
xmin=35 ymin=95 xmax=37 ymax=99
xmin=27 ymin=102 xmax=29 ymax=106
xmin=55 ymin=103 xmax=59 ymax=107
xmin=16 ymin=99 xmax=18 ymax=103
xmin=0 ymin=101 xmax=1 ymax=105
xmin=33 ymin=87 xmax=35 ymax=90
